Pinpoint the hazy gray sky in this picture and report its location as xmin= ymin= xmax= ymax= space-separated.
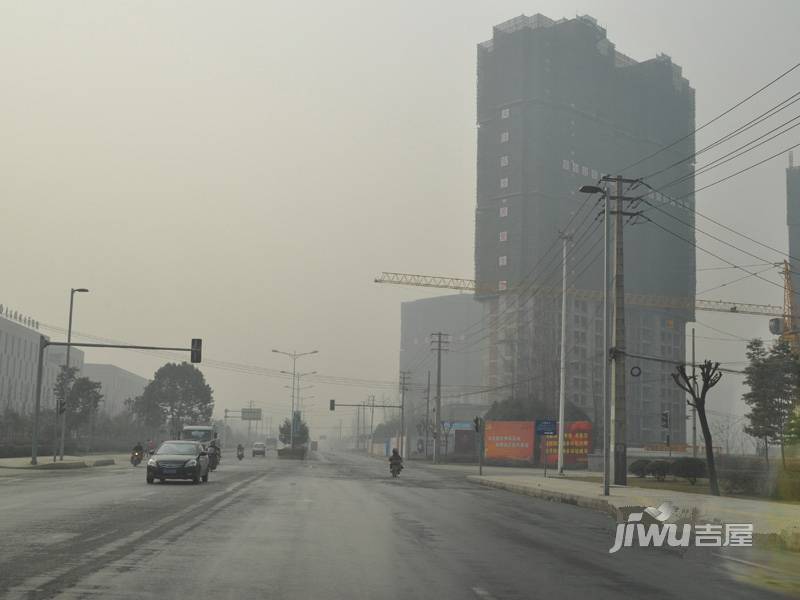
xmin=3 ymin=1 xmax=800 ymax=434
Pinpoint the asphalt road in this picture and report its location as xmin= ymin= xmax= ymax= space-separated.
xmin=0 ymin=450 xmax=794 ymax=599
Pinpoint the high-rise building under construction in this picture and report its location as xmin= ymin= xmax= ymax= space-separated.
xmin=474 ymin=14 xmax=696 ymax=446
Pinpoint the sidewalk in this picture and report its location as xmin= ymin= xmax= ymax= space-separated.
xmin=0 ymin=453 xmax=127 ymax=470
xmin=429 ymin=464 xmax=800 ymax=549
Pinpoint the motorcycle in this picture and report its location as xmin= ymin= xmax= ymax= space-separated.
xmin=236 ymin=448 xmax=244 ymax=461
xmin=130 ymin=450 xmax=143 ymax=467
xmin=390 ymin=462 xmax=402 ymax=478
xmin=208 ymin=447 xmax=220 ymax=471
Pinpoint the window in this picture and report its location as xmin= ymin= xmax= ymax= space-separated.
xmin=499 ymin=206 xmax=508 ymax=217
xmin=581 ymin=166 xmax=589 ymax=176
xmin=500 ymin=155 xmax=509 ymax=167
xmin=498 ymin=255 xmax=507 ymax=267
xmin=500 ymin=131 xmax=509 ymax=143
xmin=499 ymin=231 xmax=507 ymax=242
xmin=501 ymin=108 xmax=510 ymax=119
xmin=562 ymin=159 xmax=570 ymax=170
xmin=572 ymin=162 xmax=579 ymax=174
xmin=500 ymin=177 xmax=508 ymax=189
xmin=591 ymin=169 xmax=598 ymax=179
xmin=498 ymin=280 xmax=508 ymax=291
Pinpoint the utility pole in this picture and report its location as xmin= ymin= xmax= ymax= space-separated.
xmin=369 ymin=394 xmax=375 ymax=453
xmin=557 ymin=232 xmax=572 ymax=475
xmin=692 ymin=327 xmax=697 ymax=457
xmin=606 ymin=174 xmax=641 ymax=486
xmin=603 ymin=187 xmax=611 ymax=495
xmin=247 ymin=399 xmax=254 ymax=442
xmin=399 ymin=371 xmax=410 ymax=456
xmin=430 ymin=332 xmax=449 ymax=464
xmin=425 ymin=370 xmax=431 ymax=458
xmin=355 ymin=404 xmax=360 ymax=450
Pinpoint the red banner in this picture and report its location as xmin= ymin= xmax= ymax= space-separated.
xmin=541 ymin=421 xmax=592 ymax=466
xmin=485 ymin=421 xmax=534 ymax=461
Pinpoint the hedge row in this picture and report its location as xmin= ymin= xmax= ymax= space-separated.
xmin=629 ymin=456 xmax=800 ymax=499
xmin=629 ymin=457 xmax=706 ymax=484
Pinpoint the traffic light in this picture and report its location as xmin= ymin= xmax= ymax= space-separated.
xmin=191 ymin=338 xmax=202 ymax=363
xmin=661 ymin=411 xmax=670 ymax=429
xmin=329 ymin=399 xmax=336 ymax=411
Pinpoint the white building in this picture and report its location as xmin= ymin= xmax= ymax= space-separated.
xmin=0 ymin=307 xmax=84 ymax=415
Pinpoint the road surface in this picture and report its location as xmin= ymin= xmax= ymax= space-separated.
xmin=0 ymin=450 xmax=794 ymax=599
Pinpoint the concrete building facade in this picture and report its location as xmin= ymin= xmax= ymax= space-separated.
xmin=0 ymin=308 xmax=84 ymax=415
xmin=474 ymin=14 xmax=696 ymax=446
xmin=82 ymin=364 xmax=150 ymax=416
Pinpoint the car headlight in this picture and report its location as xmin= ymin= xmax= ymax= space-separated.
xmin=147 ymin=458 xmax=157 ymax=467
xmin=185 ymin=459 xmax=197 ymax=468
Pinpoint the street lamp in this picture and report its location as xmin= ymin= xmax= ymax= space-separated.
xmin=58 ymin=288 xmax=89 ymax=461
xmin=273 ymin=349 xmax=318 ymax=447
xmin=579 ymin=183 xmax=610 ymax=496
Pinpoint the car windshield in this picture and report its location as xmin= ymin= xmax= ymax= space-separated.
xmin=181 ymin=429 xmax=213 ymax=442
xmin=157 ymin=443 xmax=197 ymax=456
xmin=253 ymin=443 xmax=265 ymax=447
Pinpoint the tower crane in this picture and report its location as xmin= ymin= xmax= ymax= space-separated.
xmin=374 ymin=271 xmax=783 ymax=318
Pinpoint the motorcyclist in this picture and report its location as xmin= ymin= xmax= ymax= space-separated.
xmin=389 ymin=448 xmax=403 ymax=472
xmin=132 ymin=441 xmax=144 ymax=455
xmin=208 ymin=435 xmax=221 ymax=466
xmin=146 ymin=439 xmax=156 ymax=456
xmin=236 ymin=443 xmax=244 ymax=455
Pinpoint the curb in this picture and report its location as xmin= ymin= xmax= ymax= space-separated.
xmin=466 ymin=476 xmax=800 ymax=552
xmin=466 ymin=475 xmax=620 ymax=520
xmin=92 ymin=459 xmax=116 ymax=467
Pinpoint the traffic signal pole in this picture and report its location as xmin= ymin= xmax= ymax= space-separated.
xmin=29 ymin=339 xmax=201 ymax=465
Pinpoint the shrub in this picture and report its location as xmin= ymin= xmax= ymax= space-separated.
xmin=670 ymin=457 xmax=706 ymax=485
xmin=629 ymin=459 xmax=650 ymax=478
xmin=775 ymin=469 xmax=800 ymax=501
xmin=646 ymin=459 xmax=671 ymax=481
xmin=718 ymin=469 xmax=772 ymax=496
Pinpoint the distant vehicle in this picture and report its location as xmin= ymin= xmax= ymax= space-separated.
xmin=310 ymin=441 xmax=318 ymax=452
xmin=252 ymin=442 xmax=266 ymax=457
xmin=181 ymin=425 xmax=216 ymax=447
xmin=264 ymin=437 xmax=278 ymax=451
xmin=147 ymin=441 xmax=209 ymax=484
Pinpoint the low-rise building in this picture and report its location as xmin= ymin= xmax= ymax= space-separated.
xmin=82 ymin=364 xmax=150 ymax=415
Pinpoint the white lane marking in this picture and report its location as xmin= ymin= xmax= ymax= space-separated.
xmin=473 ymin=586 xmax=497 ymax=600
xmin=4 ymin=476 xmax=258 ymax=599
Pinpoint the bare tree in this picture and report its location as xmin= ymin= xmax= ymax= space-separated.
xmin=672 ymin=360 xmax=723 ymax=496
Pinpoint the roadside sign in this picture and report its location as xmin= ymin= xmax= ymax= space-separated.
xmin=241 ymin=408 xmax=262 ymax=421
xmin=536 ymin=420 xmax=557 ymax=436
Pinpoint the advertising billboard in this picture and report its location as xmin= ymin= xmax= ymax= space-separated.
xmin=484 ymin=421 xmax=534 ymax=461
xmin=540 ymin=421 xmax=592 ymax=467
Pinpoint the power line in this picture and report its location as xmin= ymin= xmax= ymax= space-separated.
xmin=642 ymin=89 xmax=800 ymax=182
xmin=619 ymin=60 xmax=800 ymax=175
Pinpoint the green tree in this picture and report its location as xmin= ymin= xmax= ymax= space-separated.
xmin=743 ymin=339 xmax=799 ymax=468
xmin=133 ymin=362 xmax=213 ymax=439
xmin=279 ymin=416 xmax=309 ymax=447
xmin=743 ymin=339 xmax=774 ymax=467
xmin=485 ymin=395 xmax=589 ymax=422
xmin=53 ymin=365 xmax=103 ymax=435
xmin=68 ymin=377 xmax=103 ymax=429
xmin=53 ymin=365 xmax=79 ymax=416
xmin=785 ymin=409 xmax=800 ymax=446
